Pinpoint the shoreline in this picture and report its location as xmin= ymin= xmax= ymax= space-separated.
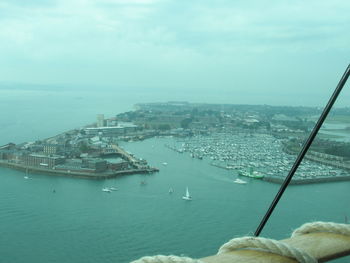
xmin=263 ymin=175 xmax=350 ymax=185
xmin=0 ymin=161 xmax=158 ymax=180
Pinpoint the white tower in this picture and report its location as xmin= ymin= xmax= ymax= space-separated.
xmin=97 ymin=114 xmax=105 ymax=127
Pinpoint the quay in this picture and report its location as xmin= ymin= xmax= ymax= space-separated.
xmin=0 ymin=160 xmax=158 ymax=180
xmin=110 ymin=144 xmax=147 ymax=169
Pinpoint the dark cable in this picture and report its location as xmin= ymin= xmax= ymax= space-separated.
xmin=254 ymin=64 xmax=350 ymax=237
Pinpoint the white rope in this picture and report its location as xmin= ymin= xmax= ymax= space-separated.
xmin=218 ymin=236 xmax=317 ymax=263
xmin=130 ymin=255 xmax=204 ymax=263
xmin=292 ymin=221 xmax=350 ymax=237
xmin=131 ymin=221 xmax=350 ymax=263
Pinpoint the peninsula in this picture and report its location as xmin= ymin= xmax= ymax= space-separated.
xmin=0 ymin=115 xmax=159 ymax=179
xmin=1 ymin=101 xmax=349 ymax=183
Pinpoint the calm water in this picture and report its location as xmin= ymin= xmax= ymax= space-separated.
xmin=0 ymin=88 xmax=349 ymax=262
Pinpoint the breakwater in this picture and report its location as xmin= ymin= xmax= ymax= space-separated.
xmin=264 ymin=175 xmax=350 ymax=185
xmin=282 ymin=145 xmax=350 ymax=171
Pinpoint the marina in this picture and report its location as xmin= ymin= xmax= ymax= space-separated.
xmin=166 ymin=132 xmax=350 ymax=183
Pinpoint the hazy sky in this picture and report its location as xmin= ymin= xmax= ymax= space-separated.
xmin=0 ymin=0 xmax=349 ymax=106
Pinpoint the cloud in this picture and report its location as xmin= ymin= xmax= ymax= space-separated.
xmin=1 ymin=0 xmax=349 ymax=53
xmin=0 ymin=0 xmax=349 ymax=106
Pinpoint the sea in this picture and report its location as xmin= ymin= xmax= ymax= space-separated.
xmin=0 ymin=87 xmax=349 ymax=263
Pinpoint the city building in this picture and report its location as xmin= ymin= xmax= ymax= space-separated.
xmin=82 ymin=158 xmax=107 ymax=172
xmin=106 ymin=158 xmax=129 ymax=170
xmin=84 ymin=123 xmax=138 ymax=137
xmin=97 ymin=114 xmax=105 ymax=127
xmin=43 ymin=144 xmax=64 ymax=155
xmin=22 ymin=154 xmax=66 ymax=169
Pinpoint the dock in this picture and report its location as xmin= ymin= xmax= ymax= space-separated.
xmin=110 ymin=144 xmax=149 ymax=169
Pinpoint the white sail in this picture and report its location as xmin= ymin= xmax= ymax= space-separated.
xmin=182 ymin=187 xmax=192 ymax=200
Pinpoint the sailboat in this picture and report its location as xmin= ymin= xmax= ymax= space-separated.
xmin=24 ymin=168 xmax=31 ymax=179
xmin=182 ymin=187 xmax=192 ymax=200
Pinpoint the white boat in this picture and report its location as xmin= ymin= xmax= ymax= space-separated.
xmin=182 ymin=187 xmax=192 ymax=200
xmin=162 ymin=162 xmax=168 ymax=166
xmin=24 ymin=168 xmax=31 ymax=179
xmin=109 ymin=187 xmax=118 ymax=191
xmin=102 ymin=188 xmax=112 ymax=193
xmin=234 ymin=178 xmax=247 ymax=184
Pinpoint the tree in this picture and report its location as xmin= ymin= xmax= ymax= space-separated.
xmin=158 ymin=124 xmax=171 ymax=131
xmin=79 ymin=142 xmax=90 ymax=153
xmin=181 ymin=118 xmax=192 ymax=129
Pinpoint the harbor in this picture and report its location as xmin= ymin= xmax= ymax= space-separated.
xmin=165 ymin=132 xmax=350 ymax=184
xmin=0 ymin=94 xmax=349 ymax=262
xmin=2 ymin=135 xmax=350 ymax=263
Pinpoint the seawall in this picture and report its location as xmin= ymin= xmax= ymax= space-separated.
xmin=264 ymin=175 xmax=350 ymax=185
xmin=0 ymin=161 xmax=158 ymax=180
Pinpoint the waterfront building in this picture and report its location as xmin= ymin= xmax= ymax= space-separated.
xmin=106 ymin=158 xmax=129 ymax=170
xmin=54 ymin=159 xmax=96 ymax=173
xmin=0 ymin=149 xmax=26 ymax=162
xmin=106 ymin=117 xmax=118 ymax=126
xmin=81 ymin=158 xmax=107 ymax=172
xmin=22 ymin=154 xmax=66 ymax=169
xmin=84 ymin=123 xmax=138 ymax=137
xmin=43 ymin=144 xmax=64 ymax=155
xmin=0 ymin=143 xmax=16 ymax=150
xmin=97 ymin=114 xmax=105 ymax=127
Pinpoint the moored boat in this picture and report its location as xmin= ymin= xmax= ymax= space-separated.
xmin=238 ymin=167 xmax=264 ymax=179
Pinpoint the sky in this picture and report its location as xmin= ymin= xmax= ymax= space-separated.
xmin=0 ymin=0 xmax=349 ymax=106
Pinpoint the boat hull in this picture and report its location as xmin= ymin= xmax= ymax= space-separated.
xmin=238 ymin=170 xmax=264 ymax=179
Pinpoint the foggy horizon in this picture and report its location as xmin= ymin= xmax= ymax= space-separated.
xmin=0 ymin=0 xmax=349 ymax=107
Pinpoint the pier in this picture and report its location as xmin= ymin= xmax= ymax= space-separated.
xmin=110 ymin=144 xmax=148 ymax=169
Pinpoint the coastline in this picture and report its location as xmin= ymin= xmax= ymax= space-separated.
xmin=1 ymin=102 xmax=349 ymax=183
xmin=263 ymin=175 xmax=350 ymax=185
xmin=0 ymin=161 xmax=158 ymax=180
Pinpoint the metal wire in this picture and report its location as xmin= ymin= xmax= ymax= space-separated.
xmin=254 ymin=64 xmax=350 ymax=237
